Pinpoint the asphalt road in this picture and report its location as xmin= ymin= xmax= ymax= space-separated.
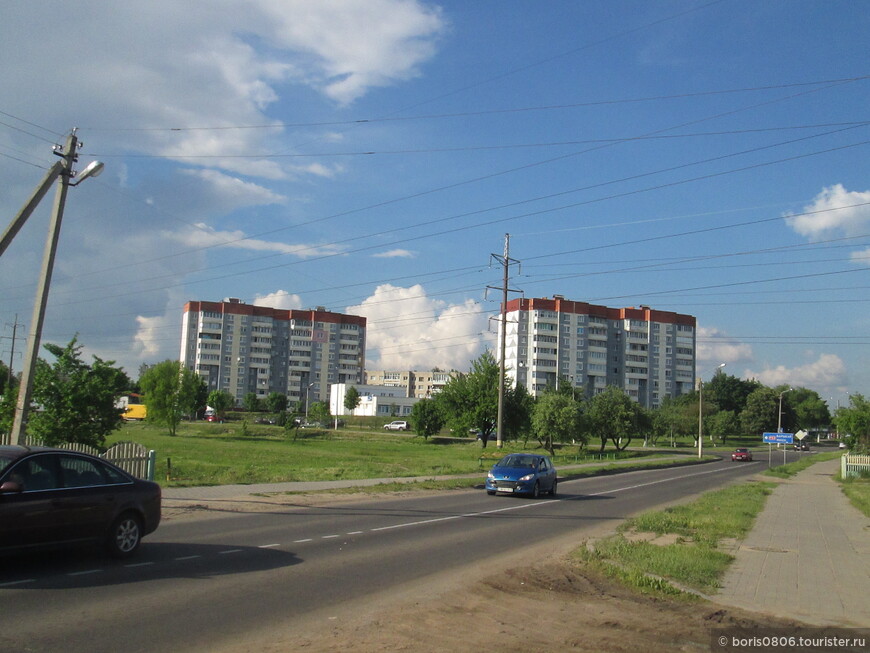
xmin=0 ymin=456 xmax=784 ymax=652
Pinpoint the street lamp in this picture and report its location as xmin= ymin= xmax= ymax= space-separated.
xmin=777 ymin=388 xmax=793 ymax=433
xmin=3 ymin=131 xmax=103 ymax=444
xmin=305 ymin=382 xmax=315 ymax=419
xmin=698 ymin=363 xmax=726 ymax=459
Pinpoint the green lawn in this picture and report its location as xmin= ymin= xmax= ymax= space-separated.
xmin=110 ymin=421 xmax=710 ymax=487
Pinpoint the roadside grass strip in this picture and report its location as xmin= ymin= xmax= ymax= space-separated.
xmin=764 ymin=449 xmax=841 ymax=479
xmin=576 ymin=480 xmax=776 ymax=597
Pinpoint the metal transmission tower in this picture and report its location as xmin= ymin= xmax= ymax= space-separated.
xmin=488 ymin=234 xmax=521 ymax=449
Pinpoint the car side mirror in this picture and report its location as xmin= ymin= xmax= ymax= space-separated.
xmin=0 ymin=480 xmax=23 ymax=494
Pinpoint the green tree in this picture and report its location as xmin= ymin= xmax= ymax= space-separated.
xmin=503 ymin=382 xmax=534 ymax=445
xmin=140 ymin=360 xmax=204 ymax=436
xmin=740 ymin=387 xmax=780 ymax=436
xmin=435 ymin=350 xmax=499 ymax=447
xmin=265 ymin=392 xmax=289 ymax=425
xmin=28 ymin=338 xmax=130 ymax=447
xmin=653 ymin=396 xmax=700 ymax=447
xmin=307 ymin=401 xmax=331 ymax=425
xmin=790 ymin=387 xmax=832 ymax=431
xmin=243 ymin=392 xmax=261 ymax=413
xmin=705 ymin=373 xmax=760 ymax=414
xmin=207 ymin=390 xmax=234 ymax=419
xmin=835 ymin=394 xmax=870 ymax=453
xmin=344 ymin=385 xmax=361 ymax=413
xmin=531 ymin=391 xmax=583 ymax=455
xmin=708 ymin=410 xmax=740 ymax=446
xmin=410 ymin=398 xmax=444 ymax=440
xmin=584 ymin=385 xmax=637 ymax=452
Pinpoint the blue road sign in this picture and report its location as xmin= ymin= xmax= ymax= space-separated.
xmin=763 ymin=432 xmax=794 ymax=444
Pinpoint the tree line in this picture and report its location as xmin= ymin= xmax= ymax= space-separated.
xmin=1 ymin=340 xmax=868 ymax=454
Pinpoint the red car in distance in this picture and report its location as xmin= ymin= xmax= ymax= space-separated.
xmin=731 ymin=448 xmax=753 ymax=462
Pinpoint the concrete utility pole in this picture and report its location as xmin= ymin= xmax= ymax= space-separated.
xmin=4 ymin=131 xmax=103 ymax=444
xmin=4 ymin=315 xmax=21 ymax=389
xmin=489 ymin=234 xmax=521 ymax=449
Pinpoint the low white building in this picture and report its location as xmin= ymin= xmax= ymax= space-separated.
xmin=330 ymin=383 xmax=418 ymax=418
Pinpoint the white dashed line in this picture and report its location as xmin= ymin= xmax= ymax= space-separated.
xmin=219 ymin=549 xmax=242 ymax=554
xmin=258 ymin=543 xmax=281 ymax=548
xmin=124 ymin=561 xmax=155 ymax=568
xmin=294 ymin=538 xmax=313 ymax=543
xmin=174 ymin=555 xmax=201 ymax=561
xmin=0 ymin=579 xmax=35 ymax=587
xmin=68 ymin=569 xmax=102 ymax=577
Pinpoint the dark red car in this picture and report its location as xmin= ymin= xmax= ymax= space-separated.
xmin=731 ymin=448 xmax=753 ymax=462
xmin=0 ymin=445 xmax=161 ymax=558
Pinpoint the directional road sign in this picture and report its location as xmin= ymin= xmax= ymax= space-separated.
xmin=763 ymin=432 xmax=794 ymax=444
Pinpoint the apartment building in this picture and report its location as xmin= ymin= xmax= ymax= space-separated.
xmin=499 ymin=296 xmax=696 ymax=408
xmin=180 ymin=298 xmax=366 ymax=407
xmin=364 ymin=369 xmax=457 ymax=399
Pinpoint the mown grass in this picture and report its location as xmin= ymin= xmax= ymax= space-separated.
xmin=576 ymin=480 xmax=776 ymax=595
xmin=111 ymin=421 xmax=495 ymax=486
xmin=839 ymin=476 xmax=870 ymax=517
xmin=763 ymin=449 xmax=842 ymax=478
xmin=109 ymin=421 xmax=708 ymax=487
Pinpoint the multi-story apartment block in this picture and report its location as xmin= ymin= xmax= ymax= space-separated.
xmin=499 ymin=296 xmax=696 ymax=408
xmin=364 ymin=369 xmax=457 ymax=399
xmin=180 ymin=298 xmax=366 ymax=407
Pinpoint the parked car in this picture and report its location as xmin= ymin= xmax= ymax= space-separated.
xmin=793 ymin=442 xmax=810 ymax=451
xmin=0 ymin=445 xmax=161 ymax=558
xmin=384 ymin=420 xmax=410 ymax=431
xmin=485 ymin=453 xmax=557 ymax=498
xmin=731 ymin=448 xmax=753 ymax=462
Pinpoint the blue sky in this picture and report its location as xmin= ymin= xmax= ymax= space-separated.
xmin=1 ymin=0 xmax=867 ymax=407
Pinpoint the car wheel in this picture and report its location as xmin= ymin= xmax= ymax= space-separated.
xmin=549 ymin=479 xmax=558 ymax=496
xmin=531 ymin=481 xmax=540 ymax=499
xmin=106 ymin=512 xmax=142 ymax=558
xmin=487 ymin=490 xmax=496 ymax=496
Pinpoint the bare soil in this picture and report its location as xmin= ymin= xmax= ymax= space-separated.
xmin=162 ymin=492 xmax=803 ymax=653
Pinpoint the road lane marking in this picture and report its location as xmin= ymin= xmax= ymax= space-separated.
xmin=219 ymin=549 xmax=242 ymax=554
xmin=174 ymin=555 xmax=201 ymax=560
xmin=124 ymin=561 xmax=155 ymax=568
xmin=258 ymin=543 xmax=281 ymax=548
xmin=294 ymin=538 xmax=313 ymax=543
xmin=68 ymin=569 xmax=102 ymax=576
xmin=0 ymin=579 xmax=36 ymax=587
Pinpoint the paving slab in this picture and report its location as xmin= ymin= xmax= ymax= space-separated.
xmin=716 ymin=458 xmax=870 ymax=627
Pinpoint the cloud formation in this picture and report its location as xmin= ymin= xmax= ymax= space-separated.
xmin=347 ymin=284 xmax=493 ymax=370
xmin=786 ymin=184 xmax=870 ymax=239
xmin=744 ymin=353 xmax=847 ymax=392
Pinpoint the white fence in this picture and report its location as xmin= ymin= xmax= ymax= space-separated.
xmin=0 ymin=436 xmax=156 ymax=481
xmin=841 ymin=453 xmax=870 ymax=479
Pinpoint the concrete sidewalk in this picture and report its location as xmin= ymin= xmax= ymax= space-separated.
xmin=716 ymin=457 xmax=870 ymax=627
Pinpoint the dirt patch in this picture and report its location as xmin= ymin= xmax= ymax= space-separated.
xmin=243 ymin=556 xmax=803 ymax=653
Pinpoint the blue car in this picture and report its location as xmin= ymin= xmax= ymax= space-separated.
xmin=485 ymin=453 xmax=557 ymax=498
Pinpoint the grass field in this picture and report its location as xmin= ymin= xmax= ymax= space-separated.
xmin=109 ymin=420 xmax=714 ymax=487
xmin=577 ymin=480 xmax=777 ymax=595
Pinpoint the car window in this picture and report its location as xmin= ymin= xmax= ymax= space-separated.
xmin=10 ymin=455 xmax=62 ymax=492
xmin=59 ymin=455 xmax=128 ymax=487
xmin=60 ymin=455 xmax=108 ymax=487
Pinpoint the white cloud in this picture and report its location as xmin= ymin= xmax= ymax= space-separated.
xmin=171 ymin=223 xmax=346 ymax=259
xmin=254 ymin=290 xmax=303 ymax=310
xmin=786 ymin=184 xmax=870 ymax=239
xmin=744 ymin=353 xmax=847 ymax=391
xmin=181 ymin=169 xmax=287 ymax=208
xmin=373 ymin=249 xmax=416 ymax=259
xmin=347 ymin=284 xmax=493 ymax=371
xmin=696 ymin=326 xmax=753 ymax=365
